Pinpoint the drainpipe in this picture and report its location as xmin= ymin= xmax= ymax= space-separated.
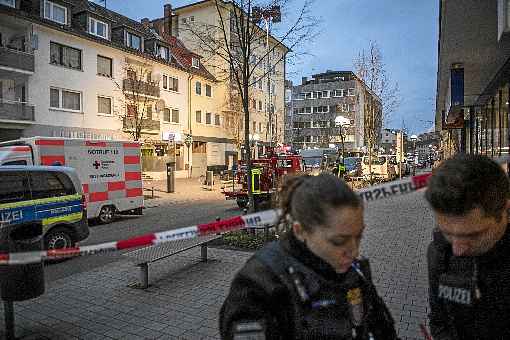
xmin=187 ymin=73 xmax=193 ymax=178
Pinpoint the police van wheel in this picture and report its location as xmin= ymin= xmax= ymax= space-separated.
xmin=98 ymin=205 xmax=115 ymax=224
xmin=45 ymin=229 xmax=73 ymax=251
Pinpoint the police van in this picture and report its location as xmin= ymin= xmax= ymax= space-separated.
xmin=0 ymin=166 xmax=89 ymax=250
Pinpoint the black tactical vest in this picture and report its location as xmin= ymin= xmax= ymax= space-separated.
xmin=254 ymin=241 xmax=396 ymax=340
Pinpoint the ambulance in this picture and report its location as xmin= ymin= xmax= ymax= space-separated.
xmin=0 ymin=137 xmax=144 ymax=224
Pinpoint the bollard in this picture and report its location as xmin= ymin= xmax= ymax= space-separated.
xmin=166 ymin=162 xmax=175 ymax=193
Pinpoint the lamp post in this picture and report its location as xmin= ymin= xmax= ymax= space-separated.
xmin=184 ymin=134 xmax=193 ymax=178
xmin=410 ymin=134 xmax=418 ymax=175
xmin=252 ymin=6 xmax=281 ymax=148
xmin=334 ymin=115 xmax=351 ymax=164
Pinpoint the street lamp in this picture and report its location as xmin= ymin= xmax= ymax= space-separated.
xmin=334 ymin=115 xmax=351 ymax=164
xmin=410 ymin=134 xmax=418 ymax=175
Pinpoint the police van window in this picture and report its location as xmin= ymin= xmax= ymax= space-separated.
xmin=2 ymin=160 xmax=28 ymax=165
xmin=30 ymin=171 xmax=76 ymax=199
xmin=0 ymin=171 xmax=29 ymax=204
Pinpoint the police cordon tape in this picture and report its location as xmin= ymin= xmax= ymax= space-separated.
xmin=0 ymin=172 xmax=435 ymax=266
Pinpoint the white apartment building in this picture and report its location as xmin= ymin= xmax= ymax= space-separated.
xmin=153 ymin=0 xmax=288 ymax=159
xmin=0 ymin=0 xmax=222 ymax=178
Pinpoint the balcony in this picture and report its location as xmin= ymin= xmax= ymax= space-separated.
xmin=123 ymin=117 xmax=160 ymax=132
xmin=0 ymin=100 xmax=35 ymax=122
xmin=0 ymin=46 xmax=35 ymax=73
xmin=122 ymin=79 xmax=160 ymax=98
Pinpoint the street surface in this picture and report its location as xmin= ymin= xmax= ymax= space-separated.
xmin=1 ymin=177 xmax=435 ymax=340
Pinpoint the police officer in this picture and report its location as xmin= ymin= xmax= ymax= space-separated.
xmin=425 ymin=154 xmax=510 ymax=339
xmin=220 ymin=173 xmax=399 ymax=339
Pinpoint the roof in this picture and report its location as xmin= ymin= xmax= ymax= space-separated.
xmin=0 ymin=1 xmax=215 ymax=81
xmin=162 ymin=0 xmax=290 ymax=52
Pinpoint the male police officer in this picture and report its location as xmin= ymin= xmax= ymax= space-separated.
xmin=425 ymin=154 xmax=510 ymax=339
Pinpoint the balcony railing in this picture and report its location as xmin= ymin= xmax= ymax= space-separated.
xmin=0 ymin=46 xmax=35 ymax=73
xmin=123 ymin=117 xmax=160 ymax=131
xmin=0 ymin=100 xmax=35 ymax=121
xmin=122 ymin=79 xmax=160 ymax=98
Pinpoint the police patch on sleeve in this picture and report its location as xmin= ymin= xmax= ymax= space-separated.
xmin=232 ymin=320 xmax=266 ymax=340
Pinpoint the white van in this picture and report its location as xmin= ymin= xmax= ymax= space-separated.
xmin=0 ymin=137 xmax=143 ymax=224
xmin=362 ymin=155 xmax=397 ymax=181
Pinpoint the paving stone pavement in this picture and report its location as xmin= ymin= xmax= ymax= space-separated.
xmin=0 ymin=188 xmax=435 ymax=340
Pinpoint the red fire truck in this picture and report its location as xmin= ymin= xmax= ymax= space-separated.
xmin=222 ymin=150 xmax=303 ymax=210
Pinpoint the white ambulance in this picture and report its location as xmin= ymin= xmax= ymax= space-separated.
xmin=0 ymin=137 xmax=143 ymax=224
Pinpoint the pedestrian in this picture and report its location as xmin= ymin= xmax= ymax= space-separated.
xmin=219 ymin=173 xmax=399 ymax=339
xmin=425 ymin=154 xmax=510 ymax=339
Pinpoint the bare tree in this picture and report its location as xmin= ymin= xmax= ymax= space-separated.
xmin=354 ymin=41 xmax=399 ymax=182
xmin=113 ymin=63 xmax=160 ymax=141
xmin=180 ymin=0 xmax=318 ymax=210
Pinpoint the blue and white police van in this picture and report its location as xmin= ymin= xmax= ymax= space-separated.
xmin=0 ymin=166 xmax=89 ymax=250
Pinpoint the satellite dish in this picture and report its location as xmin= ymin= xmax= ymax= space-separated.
xmin=155 ymin=99 xmax=166 ymax=112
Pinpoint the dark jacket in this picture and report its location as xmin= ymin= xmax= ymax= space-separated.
xmin=427 ymin=226 xmax=510 ymax=340
xmin=220 ymin=232 xmax=399 ymax=340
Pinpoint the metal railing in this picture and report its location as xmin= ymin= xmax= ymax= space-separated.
xmin=0 ymin=99 xmax=35 ymax=121
xmin=0 ymin=46 xmax=35 ymax=73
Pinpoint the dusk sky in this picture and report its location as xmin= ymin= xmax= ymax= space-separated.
xmin=100 ymin=0 xmax=439 ymax=135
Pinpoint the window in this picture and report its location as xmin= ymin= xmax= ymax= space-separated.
xmin=253 ymin=121 xmax=257 ymax=132
xmin=192 ymin=57 xmax=200 ymax=68
xmin=171 ymin=109 xmax=179 ymax=123
xmin=195 ymin=81 xmax=202 ymax=95
xmin=258 ymin=80 xmax=262 ymax=90
xmin=258 ymin=100 xmax=262 ymax=111
xmin=127 ymin=32 xmax=141 ymax=50
xmin=30 ymin=171 xmax=75 ymax=199
xmin=127 ymin=69 xmax=136 ymax=80
xmin=0 ymin=0 xmax=15 ymax=8
xmin=334 ymin=89 xmax=344 ymax=97
xmin=126 ymin=104 xmax=136 ymax=117
xmin=89 ymin=17 xmax=108 ymax=39
xmin=316 ymin=90 xmax=329 ymax=98
xmin=163 ymin=108 xmax=171 ymax=122
xmin=159 ymin=46 xmax=169 ymax=60
xmin=97 ymin=96 xmax=112 ymax=115
xmin=205 ymin=84 xmax=212 ymax=97
xmin=305 ymin=92 xmax=314 ymax=99
xmin=215 ymin=114 xmax=220 ymax=126
xmin=252 ymin=99 xmax=256 ymax=109
xmin=0 ymin=172 xmax=28 ymax=204
xmin=196 ymin=110 xmax=202 ymax=123
xmin=162 ymin=75 xmax=178 ymax=91
xmin=44 ymin=0 xmax=67 ymax=24
xmin=206 ymin=112 xmax=212 ymax=124
xmin=97 ymin=55 xmax=112 ymax=77
xmin=50 ymin=87 xmax=81 ymax=112
xmin=259 ymin=122 xmax=262 ymax=132
xmin=146 ymin=105 xmax=152 ymax=120
xmin=347 ymin=88 xmax=355 ymax=96
xmin=50 ymin=42 xmax=81 ymax=70
xmin=313 ymin=106 xmax=329 ymax=113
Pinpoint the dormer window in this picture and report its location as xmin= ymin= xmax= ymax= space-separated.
xmin=159 ymin=46 xmax=169 ymax=61
xmin=192 ymin=57 xmax=200 ymax=68
xmin=89 ymin=17 xmax=109 ymax=40
xmin=44 ymin=0 xmax=67 ymax=25
xmin=0 ymin=0 xmax=15 ymax=8
xmin=126 ymin=32 xmax=141 ymax=51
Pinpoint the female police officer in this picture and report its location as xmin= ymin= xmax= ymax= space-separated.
xmin=220 ymin=173 xmax=399 ymax=340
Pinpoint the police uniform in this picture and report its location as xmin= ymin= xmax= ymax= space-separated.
xmin=428 ymin=227 xmax=510 ymax=339
xmin=220 ymin=232 xmax=399 ymax=340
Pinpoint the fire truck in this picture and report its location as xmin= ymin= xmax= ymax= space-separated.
xmin=222 ymin=150 xmax=303 ymax=210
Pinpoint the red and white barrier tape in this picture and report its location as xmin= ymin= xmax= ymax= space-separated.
xmin=0 ymin=172 xmax=434 ymax=265
xmin=5 ymin=153 xmax=510 ymax=266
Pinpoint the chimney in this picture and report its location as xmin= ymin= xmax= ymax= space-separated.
xmin=164 ymin=3 xmax=173 ymax=35
xmin=301 ymin=76 xmax=307 ymax=85
xmin=141 ymin=18 xmax=150 ymax=28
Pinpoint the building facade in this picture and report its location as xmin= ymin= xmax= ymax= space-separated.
xmin=0 ymin=0 xmax=237 ymax=178
xmin=436 ymin=0 xmax=510 ymax=159
xmin=288 ymin=70 xmax=382 ymax=151
xmin=380 ymin=128 xmax=397 ymax=153
xmin=157 ymin=0 xmax=288 ymax=159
